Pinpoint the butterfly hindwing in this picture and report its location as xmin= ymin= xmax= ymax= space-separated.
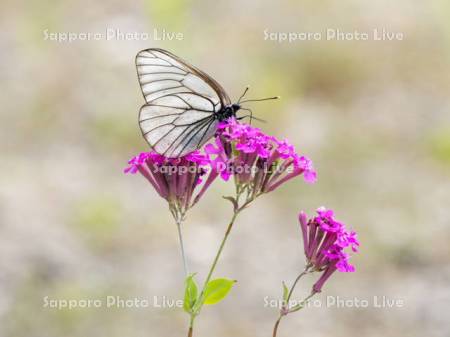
xmin=136 ymin=48 xmax=229 ymax=157
xmin=138 ymin=91 xmax=219 ymax=158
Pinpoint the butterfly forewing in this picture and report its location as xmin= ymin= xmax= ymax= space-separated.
xmin=136 ymin=48 xmax=230 ymax=157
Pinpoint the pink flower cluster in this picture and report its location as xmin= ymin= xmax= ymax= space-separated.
xmin=125 ymin=119 xmax=317 ymax=217
xmin=299 ymin=207 xmax=359 ymax=292
xmin=124 ymin=151 xmax=218 ymax=216
xmin=206 ymin=118 xmax=316 ymax=194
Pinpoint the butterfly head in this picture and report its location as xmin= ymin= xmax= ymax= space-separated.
xmin=217 ymin=104 xmax=240 ymax=121
xmin=231 ymin=103 xmax=241 ymax=113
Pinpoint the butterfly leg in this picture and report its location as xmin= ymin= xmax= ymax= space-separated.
xmin=237 ymin=107 xmax=267 ymax=125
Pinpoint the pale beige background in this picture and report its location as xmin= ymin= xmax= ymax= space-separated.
xmin=1 ymin=0 xmax=450 ymax=336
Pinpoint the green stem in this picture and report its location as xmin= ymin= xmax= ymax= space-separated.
xmin=187 ymin=315 xmax=194 ymax=337
xmin=202 ymin=210 xmax=238 ymax=290
xmin=288 ymin=292 xmax=316 ymax=314
xmin=176 ymin=217 xmax=189 ymax=277
xmin=286 ymin=268 xmax=309 ymax=303
xmin=192 ymin=209 xmax=240 ymax=315
xmin=189 ymin=193 xmax=250 ymax=334
xmin=272 ymin=266 xmax=313 ymax=337
xmin=273 ymin=316 xmax=282 ymax=337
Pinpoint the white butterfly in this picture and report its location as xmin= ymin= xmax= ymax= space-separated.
xmin=136 ymin=48 xmax=278 ymax=158
xmin=135 ymin=48 xmax=240 ymax=158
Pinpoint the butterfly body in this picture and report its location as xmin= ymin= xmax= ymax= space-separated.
xmin=216 ymin=103 xmax=240 ymax=121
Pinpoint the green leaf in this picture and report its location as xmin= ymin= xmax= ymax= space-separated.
xmin=183 ymin=274 xmax=198 ymax=313
xmin=282 ymin=281 xmax=289 ymax=301
xmin=203 ymin=278 xmax=236 ymax=305
xmin=222 ymin=196 xmax=238 ymax=211
xmin=289 ymin=303 xmax=304 ymax=313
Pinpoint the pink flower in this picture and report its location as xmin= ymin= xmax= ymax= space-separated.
xmin=205 ymin=139 xmax=231 ymax=181
xmin=299 ymin=207 xmax=359 ymax=292
xmin=208 ymin=118 xmax=317 ymax=196
xmin=124 ymin=151 xmax=219 ymax=218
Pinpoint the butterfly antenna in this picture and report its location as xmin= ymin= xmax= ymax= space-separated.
xmin=239 ymin=95 xmax=280 ymax=104
xmin=237 ymin=85 xmax=250 ymax=104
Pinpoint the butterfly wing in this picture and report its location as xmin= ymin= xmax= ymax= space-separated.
xmin=135 ymin=48 xmax=230 ymax=157
xmin=138 ymin=94 xmax=219 ymax=158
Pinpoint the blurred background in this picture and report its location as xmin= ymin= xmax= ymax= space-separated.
xmin=1 ymin=0 xmax=450 ymax=336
